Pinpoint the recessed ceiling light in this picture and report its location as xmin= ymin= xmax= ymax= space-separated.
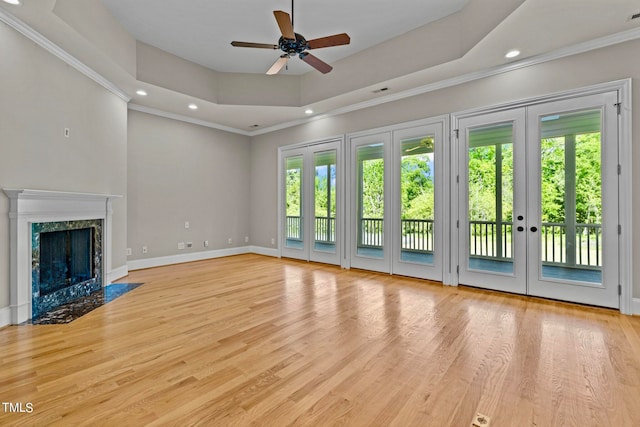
xmin=505 ymin=49 xmax=521 ymax=59
xmin=136 ymin=90 xmax=147 ymax=96
xmin=2 ymin=0 xmax=21 ymax=5
xmin=188 ymin=104 xmax=198 ymax=110
xmin=305 ymin=109 xmax=313 ymax=115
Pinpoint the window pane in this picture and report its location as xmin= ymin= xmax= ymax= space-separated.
xmin=357 ymin=144 xmax=384 ymax=258
xmin=400 ymin=135 xmax=435 ymax=264
xmin=314 ymin=150 xmax=337 ymax=252
xmin=467 ymin=123 xmax=514 ymax=274
xmin=285 ymin=155 xmax=303 ymax=249
xmin=539 ymin=109 xmax=602 ymax=283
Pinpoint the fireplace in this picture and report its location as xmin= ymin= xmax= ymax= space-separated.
xmin=31 ymin=220 xmax=103 ymax=318
xmin=4 ymin=189 xmax=120 ymax=324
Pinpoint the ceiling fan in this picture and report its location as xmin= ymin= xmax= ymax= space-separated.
xmin=230 ymin=0 xmax=350 ymax=75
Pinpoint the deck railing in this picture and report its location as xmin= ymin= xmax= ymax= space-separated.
xmin=401 ymin=219 xmax=434 ymax=252
xmin=286 ymin=216 xmax=337 ymax=243
xmin=286 ymin=216 xmax=302 ymax=241
xmin=468 ymin=220 xmax=601 ymax=268
xmin=360 ymin=218 xmax=384 ymax=247
xmin=469 ymin=221 xmax=513 ymax=259
xmin=541 ymin=222 xmax=601 ymax=267
xmin=287 ymin=216 xmax=601 ymax=268
xmin=360 ymin=218 xmax=435 ymax=252
xmin=315 ymin=217 xmax=336 ymax=243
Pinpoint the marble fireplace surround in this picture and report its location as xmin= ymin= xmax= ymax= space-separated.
xmin=4 ymin=189 xmax=121 ymax=324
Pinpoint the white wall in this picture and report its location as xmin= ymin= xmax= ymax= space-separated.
xmin=0 ymin=20 xmax=128 ymax=310
xmin=127 ymin=110 xmax=251 ymax=261
xmin=250 ymin=39 xmax=640 ymax=297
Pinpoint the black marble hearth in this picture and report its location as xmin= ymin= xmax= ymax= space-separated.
xmin=23 ymin=283 xmax=143 ymax=325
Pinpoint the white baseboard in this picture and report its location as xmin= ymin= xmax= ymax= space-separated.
xmin=127 ymin=246 xmax=279 ymax=272
xmin=0 ymin=306 xmax=11 ymax=328
xmin=108 ymin=265 xmax=129 ymax=283
xmin=249 ymin=246 xmax=279 ymax=258
xmin=633 ymin=298 xmax=640 ymax=316
xmin=128 ymin=246 xmax=252 ymax=271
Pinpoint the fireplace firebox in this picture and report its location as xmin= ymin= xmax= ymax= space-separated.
xmin=32 ymin=220 xmax=103 ymax=319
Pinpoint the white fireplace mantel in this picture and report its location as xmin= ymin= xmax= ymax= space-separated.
xmin=3 ymin=189 xmax=121 ymax=324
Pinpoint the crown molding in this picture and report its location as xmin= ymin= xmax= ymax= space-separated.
xmin=128 ymin=104 xmax=251 ymax=136
xmin=0 ymin=6 xmax=131 ymax=102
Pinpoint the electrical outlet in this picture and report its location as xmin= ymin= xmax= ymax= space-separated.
xmin=142 ymin=246 xmax=148 ymax=254
xmin=177 ymin=242 xmax=185 ymax=250
xmin=245 ymin=236 xmax=249 ymax=243
xmin=126 ymin=248 xmax=132 ymax=256
xmin=64 ymin=128 xmax=70 ymax=138
xmin=472 ymin=413 xmax=490 ymax=427
xmin=204 ymin=240 xmax=209 ymax=247
xmin=271 ymin=238 xmax=275 ymax=245
xmin=228 ymin=238 xmax=232 ymax=245
xmin=184 ymin=221 xmax=190 ymax=229
xmin=186 ymin=242 xmax=193 ymax=248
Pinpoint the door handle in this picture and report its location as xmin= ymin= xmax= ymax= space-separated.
xmin=530 ymin=226 xmax=538 ymax=232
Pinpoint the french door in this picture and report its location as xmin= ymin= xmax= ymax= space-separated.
xmin=281 ymin=139 xmax=341 ymax=265
xmin=349 ymin=132 xmax=391 ymax=272
xmin=457 ymin=109 xmax=527 ymax=294
xmin=457 ymin=92 xmax=619 ymax=308
xmin=526 ymin=93 xmax=619 ymax=307
xmin=392 ymin=123 xmax=444 ymax=280
xmin=348 ymin=120 xmax=444 ymax=280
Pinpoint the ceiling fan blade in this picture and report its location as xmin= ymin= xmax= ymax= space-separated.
xmin=231 ymin=41 xmax=278 ymax=49
xmin=267 ymin=56 xmax=288 ymax=75
xmin=273 ymin=10 xmax=295 ymax=40
xmin=299 ymin=52 xmax=333 ymax=74
xmin=306 ymin=33 xmax=351 ymax=49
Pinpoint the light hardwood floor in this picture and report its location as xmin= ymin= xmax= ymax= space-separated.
xmin=1 ymin=254 xmax=640 ymax=426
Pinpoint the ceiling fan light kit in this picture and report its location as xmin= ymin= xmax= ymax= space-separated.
xmin=231 ymin=0 xmax=350 ymax=75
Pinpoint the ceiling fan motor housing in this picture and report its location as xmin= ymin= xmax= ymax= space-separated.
xmin=279 ymin=33 xmax=308 ymax=56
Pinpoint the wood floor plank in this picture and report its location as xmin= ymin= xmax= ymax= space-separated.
xmin=0 ymin=254 xmax=639 ymax=426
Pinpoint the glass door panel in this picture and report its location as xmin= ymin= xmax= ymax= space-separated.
xmin=467 ymin=123 xmax=515 ymax=275
xmin=350 ymin=132 xmax=391 ymax=273
xmin=310 ymin=141 xmax=341 ymax=265
xmin=281 ymin=149 xmax=308 ymax=260
xmin=400 ymin=136 xmax=434 ymax=264
xmin=313 ymin=151 xmax=337 ymax=253
xmin=539 ymin=110 xmax=602 ymax=283
xmin=357 ymin=146 xmax=384 ymax=259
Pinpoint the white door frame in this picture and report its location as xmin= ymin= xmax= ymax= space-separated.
xmin=450 ymin=79 xmax=632 ymax=314
xmin=278 ymin=136 xmax=344 ymax=265
xmin=345 ymin=116 xmax=450 ymax=278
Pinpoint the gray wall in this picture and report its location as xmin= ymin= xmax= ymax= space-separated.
xmin=250 ymin=39 xmax=640 ymax=297
xmin=0 ymin=21 xmax=128 ymax=309
xmin=127 ymin=110 xmax=251 ymax=259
